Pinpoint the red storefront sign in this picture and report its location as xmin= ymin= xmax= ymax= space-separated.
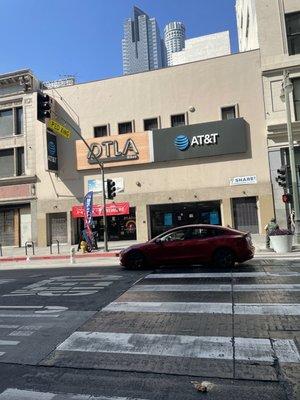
xmin=72 ymin=202 xmax=130 ymax=218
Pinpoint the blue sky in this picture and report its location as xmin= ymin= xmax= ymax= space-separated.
xmin=0 ymin=0 xmax=238 ymax=83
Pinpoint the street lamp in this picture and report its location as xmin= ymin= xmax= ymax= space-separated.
xmin=280 ymin=70 xmax=300 ymax=244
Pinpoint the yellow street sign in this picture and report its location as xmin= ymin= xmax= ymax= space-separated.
xmin=47 ymin=119 xmax=71 ymax=139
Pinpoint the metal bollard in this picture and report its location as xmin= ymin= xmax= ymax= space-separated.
xmin=50 ymin=240 xmax=60 ymax=254
xmin=0 ymin=243 xmax=2 ymax=257
xmin=70 ymin=247 xmax=76 ymax=264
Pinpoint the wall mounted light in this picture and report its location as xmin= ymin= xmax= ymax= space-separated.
xmin=189 ymin=106 xmax=195 ymax=113
xmin=136 ymin=181 xmax=141 ymax=187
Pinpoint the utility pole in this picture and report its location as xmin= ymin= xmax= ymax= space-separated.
xmin=281 ymin=70 xmax=300 ymax=244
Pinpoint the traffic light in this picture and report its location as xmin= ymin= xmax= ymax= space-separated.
xmin=37 ymin=92 xmax=51 ymax=123
xmin=106 ymin=179 xmax=116 ymax=200
xmin=275 ymin=166 xmax=287 ymax=188
xmin=282 ymin=193 xmax=292 ymax=203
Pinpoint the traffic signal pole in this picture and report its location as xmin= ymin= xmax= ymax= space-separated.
xmin=283 ymin=71 xmax=300 ymax=244
xmin=40 ymin=90 xmax=109 ymax=251
xmin=71 ymin=130 xmax=109 ymax=252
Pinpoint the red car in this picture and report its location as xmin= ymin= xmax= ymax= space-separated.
xmin=120 ymin=224 xmax=254 ymax=269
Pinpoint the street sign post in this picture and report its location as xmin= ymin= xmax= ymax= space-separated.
xmin=47 ymin=119 xmax=71 ymax=139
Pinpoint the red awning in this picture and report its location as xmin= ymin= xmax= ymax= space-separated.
xmin=72 ymin=202 xmax=130 ymax=218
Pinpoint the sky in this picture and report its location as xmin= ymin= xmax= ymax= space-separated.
xmin=0 ymin=0 xmax=238 ymax=83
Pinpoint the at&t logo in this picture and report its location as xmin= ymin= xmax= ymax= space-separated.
xmin=174 ymin=135 xmax=190 ymax=151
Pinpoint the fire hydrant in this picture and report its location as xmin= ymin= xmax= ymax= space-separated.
xmin=80 ymin=240 xmax=88 ymax=253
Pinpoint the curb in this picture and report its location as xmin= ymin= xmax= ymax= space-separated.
xmin=0 ymin=251 xmax=119 ymax=263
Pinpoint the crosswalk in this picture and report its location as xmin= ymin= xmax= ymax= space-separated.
xmin=45 ymin=264 xmax=300 ymax=380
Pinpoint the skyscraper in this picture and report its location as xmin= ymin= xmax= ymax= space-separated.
xmin=122 ymin=7 xmax=163 ymax=75
xmin=164 ymin=22 xmax=186 ymax=66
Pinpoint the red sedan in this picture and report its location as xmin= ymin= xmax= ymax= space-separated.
xmin=120 ymin=224 xmax=254 ymax=269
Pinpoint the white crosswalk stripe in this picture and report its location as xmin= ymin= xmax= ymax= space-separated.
xmin=0 ymin=388 xmax=146 ymax=400
xmin=57 ymin=331 xmax=300 ymax=363
xmin=103 ymin=301 xmax=300 ymax=315
xmin=129 ymin=283 xmax=300 ymax=292
xmin=146 ymin=271 xmax=300 ymax=278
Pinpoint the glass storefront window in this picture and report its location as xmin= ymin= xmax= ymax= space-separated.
xmin=76 ymin=207 xmax=136 ymax=242
xmin=149 ymin=201 xmax=221 ymax=238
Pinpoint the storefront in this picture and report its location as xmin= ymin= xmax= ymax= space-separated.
xmin=149 ymin=201 xmax=221 ymax=238
xmin=72 ymin=202 xmax=136 ymax=242
xmin=0 ymin=204 xmax=31 ymax=247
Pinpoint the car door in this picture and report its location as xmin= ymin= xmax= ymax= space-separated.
xmin=156 ymin=228 xmax=192 ymax=264
xmin=181 ymin=227 xmax=216 ymax=263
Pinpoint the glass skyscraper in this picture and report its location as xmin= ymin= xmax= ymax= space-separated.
xmin=122 ymin=7 xmax=163 ymax=75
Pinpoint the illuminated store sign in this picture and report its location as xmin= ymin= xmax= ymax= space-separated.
xmin=153 ymin=118 xmax=248 ymax=162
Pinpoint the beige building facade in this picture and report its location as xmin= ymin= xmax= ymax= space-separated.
xmin=236 ymin=0 xmax=300 ymax=228
xmin=23 ymin=49 xmax=272 ymax=246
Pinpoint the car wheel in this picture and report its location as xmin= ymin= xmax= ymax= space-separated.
xmin=213 ymin=248 xmax=235 ymax=268
xmin=126 ymin=251 xmax=146 ymax=270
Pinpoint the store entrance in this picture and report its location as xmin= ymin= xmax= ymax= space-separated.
xmin=76 ymin=207 xmax=136 ymax=242
xmin=149 ymin=201 xmax=221 ymax=238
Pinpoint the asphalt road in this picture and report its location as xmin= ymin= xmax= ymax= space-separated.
xmin=0 ymin=260 xmax=298 ymax=400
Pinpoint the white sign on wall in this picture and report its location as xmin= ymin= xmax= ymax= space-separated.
xmin=229 ymin=175 xmax=257 ymax=186
xmin=88 ymin=177 xmax=124 ymax=193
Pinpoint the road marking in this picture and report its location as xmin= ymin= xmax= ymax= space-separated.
xmin=0 ymin=313 xmax=60 ymax=318
xmin=0 ymin=280 xmax=13 ymax=285
xmin=0 ymin=388 xmax=147 ymax=399
xmin=3 ymin=274 xmax=121 ymax=297
xmin=0 ymin=306 xmax=68 ymax=313
xmin=0 ymin=340 xmax=19 ymax=346
xmin=129 ymin=284 xmax=300 ymax=292
xmin=0 ymin=325 xmax=19 ymax=329
xmin=102 ymin=302 xmax=300 ymax=316
xmin=146 ymin=272 xmax=300 ymax=278
xmin=0 ymin=306 xmax=44 ymax=309
xmin=9 ymin=325 xmax=43 ymax=337
xmin=57 ymin=331 xmax=300 ymax=363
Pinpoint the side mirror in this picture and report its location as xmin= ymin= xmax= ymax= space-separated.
xmin=155 ymin=238 xmax=162 ymax=244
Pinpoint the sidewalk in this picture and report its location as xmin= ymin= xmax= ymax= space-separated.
xmin=0 ymin=240 xmax=138 ymax=264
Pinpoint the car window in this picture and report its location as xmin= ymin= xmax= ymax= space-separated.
xmin=161 ymin=229 xmax=187 ymax=242
xmin=186 ymin=228 xmax=211 ymax=239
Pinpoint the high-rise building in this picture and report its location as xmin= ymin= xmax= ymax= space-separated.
xmin=122 ymin=6 xmax=163 ymax=75
xmin=235 ymin=0 xmax=259 ymax=51
xmin=171 ymin=31 xmax=231 ymax=66
xmin=164 ymin=22 xmax=186 ymax=66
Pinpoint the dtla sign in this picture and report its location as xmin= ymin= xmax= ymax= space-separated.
xmin=87 ymin=138 xmax=139 ymax=164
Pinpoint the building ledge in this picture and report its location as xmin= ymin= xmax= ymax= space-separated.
xmin=267 ymin=121 xmax=300 ymax=136
xmin=0 ymin=175 xmax=37 ymax=187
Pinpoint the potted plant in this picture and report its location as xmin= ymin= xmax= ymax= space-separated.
xmin=270 ymin=228 xmax=293 ymax=253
